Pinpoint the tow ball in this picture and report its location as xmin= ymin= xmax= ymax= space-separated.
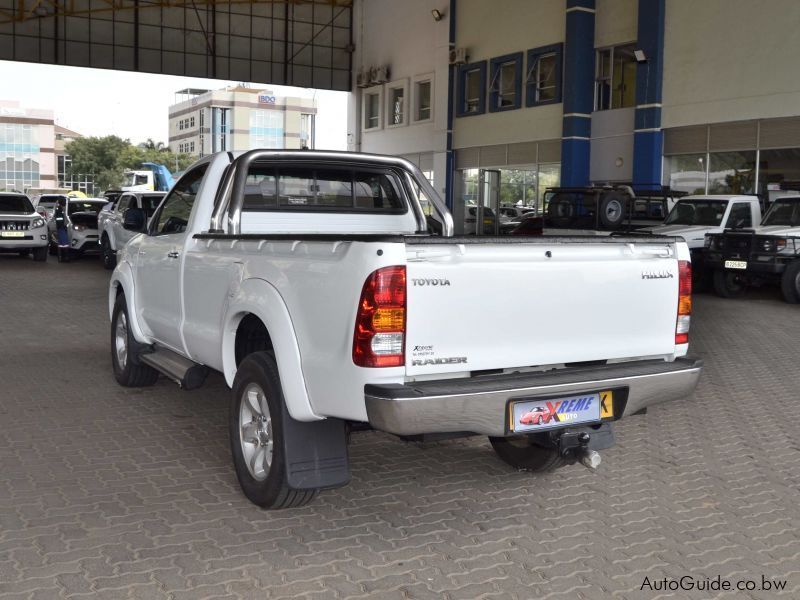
xmin=555 ymin=431 xmax=602 ymax=470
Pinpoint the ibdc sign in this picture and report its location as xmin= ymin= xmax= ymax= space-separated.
xmin=258 ymin=94 xmax=277 ymax=104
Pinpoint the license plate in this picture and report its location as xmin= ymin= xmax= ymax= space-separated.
xmin=725 ymin=260 xmax=747 ymax=270
xmin=0 ymin=231 xmax=25 ymax=238
xmin=509 ymin=391 xmax=610 ymax=433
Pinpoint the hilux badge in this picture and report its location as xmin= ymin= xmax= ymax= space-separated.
xmin=641 ymin=271 xmax=674 ymax=280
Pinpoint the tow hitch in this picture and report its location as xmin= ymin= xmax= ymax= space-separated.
xmin=546 ymin=424 xmax=615 ymax=470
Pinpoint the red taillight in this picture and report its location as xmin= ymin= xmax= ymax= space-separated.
xmin=353 ymin=266 xmax=406 ymax=367
xmin=675 ymin=260 xmax=692 ymax=344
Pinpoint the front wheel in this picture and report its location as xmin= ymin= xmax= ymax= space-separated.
xmin=780 ymin=261 xmax=800 ymax=304
xmin=101 ymin=236 xmax=116 ymax=270
xmin=229 ymin=352 xmax=318 ymax=509
xmin=713 ymin=269 xmax=747 ymax=298
xmin=32 ymin=246 xmax=48 ymax=262
xmin=489 ymin=436 xmax=568 ymax=472
xmin=111 ymin=294 xmax=159 ymax=387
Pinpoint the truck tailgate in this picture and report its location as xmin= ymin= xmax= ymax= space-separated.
xmin=404 ymin=238 xmax=680 ymax=376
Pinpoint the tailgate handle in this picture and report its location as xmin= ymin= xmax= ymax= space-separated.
xmin=626 ymin=244 xmax=673 ymax=258
xmin=407 ymin=250 xmax=454 ymax=262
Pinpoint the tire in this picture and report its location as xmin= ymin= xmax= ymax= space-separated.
xmin=32 ymin=246 xmax=47 ymax=262
xmin=598 ymin=193 xmax=626 ymax=230
xmin=780 ymin=261 xmax=800 ymax=304
xmin=111 ymin=294 xmax=159 ymax=387
xmin=489 ymin=436 xmax=569 ymax=472
xmin=101 ymin=235 xmax=116 ymax=270
xmin=229 ymin=352 xmax=319 ymax=509
xmin=713 ymin=269 xmax=747 ymax=299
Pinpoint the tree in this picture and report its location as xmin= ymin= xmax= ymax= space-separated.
xmin=66 ymin=136 xmax=197 ymax=191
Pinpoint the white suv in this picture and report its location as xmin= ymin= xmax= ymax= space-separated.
xmin=0 ymin=192 xmax=49 ymax=261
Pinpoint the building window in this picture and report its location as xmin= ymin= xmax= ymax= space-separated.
xmin=0 ymin=123 xmax=40 ymax=192
xmin=414 ymin=77 xmax=433 ymax=122
xmin=190 ymin=116 xmax=195 ymax=128
xmin=363 ymin=90 xmax=382 ymax=131
xmin=489 ymin=53 xmax=523 ymax=112
xmin=300 ymin=113 xmax=315 ymax=149
xmin=457 ymin=61 xmax=487 ymax=117
xmin=250 ymin=110 xmax=285 ymax=149
xmin=526 ymin=44 xmax=562 ymax=107
xmin=595 ymin=43 xmax=637 ymax=111
xmin=665 ymin=154 xmax=707 ymax=194
xmin=709 ymin=151 xmax=756 ymax=194
xmin=386 ymin=81 xmax=408 ymax=127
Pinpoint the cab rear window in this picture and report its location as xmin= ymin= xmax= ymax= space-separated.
xmin=242 ymin=165 xmax=407 ymax=214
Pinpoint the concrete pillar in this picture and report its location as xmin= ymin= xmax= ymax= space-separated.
xmin=560 ymin=0 xmax=595 ymax=187
xmin=632 ymin=0 xmax=666 ymax=190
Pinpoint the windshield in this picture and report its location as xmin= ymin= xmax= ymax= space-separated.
xmin=37 ymin=195 xmax=67 ymax=207
xmin=762 ymin=199 xmax=800 ymax=226
xmin=0 ymin=195 xmax=34 ymax=213
xmin=664 ymin=200 xmax=727 ymax=226
xmin=141 ymin=194 xmax=165 ymax=214
xmin=124 ymin=173 xmax=149 ymax=187
xmin=67 ymin=201 xmax=106 ymax=216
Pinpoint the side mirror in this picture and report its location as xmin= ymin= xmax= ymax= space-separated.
xmin=123 ymin=207 xmax=146 ymax=232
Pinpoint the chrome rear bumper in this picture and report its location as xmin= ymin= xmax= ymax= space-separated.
xmin=365 ymin=357 xmax=702 ymax=437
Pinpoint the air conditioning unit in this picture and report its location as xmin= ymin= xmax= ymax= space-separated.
xmin=356 ymin=68 xmax=370 ymax=88
xmin=449 ymin=47 xmax=468 ymax=65
xmin=371 ymin=65 xmax=390 ymax=84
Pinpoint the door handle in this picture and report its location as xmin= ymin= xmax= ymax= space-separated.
xmin=168 ymin=251 xmax=180 ymax=259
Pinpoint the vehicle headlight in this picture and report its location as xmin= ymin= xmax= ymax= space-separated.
xmin=72 ymin=224 xmax=87 ymax=231
xmin=30 ymin=217 xmax=45 ymax=229
xmin=759 ymin=238 xmax=786 ymax=252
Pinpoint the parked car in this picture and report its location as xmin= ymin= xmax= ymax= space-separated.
xmin=704 ymin=196 xmax=800 ymax=301
xmin=33 ymin=193 xmax=69 ymax=221
xmin=519 ymin=407 xmax=548 ymax=426
xmin=0 ymin=192 xmax=49 ymax=261
xmin=108 ymin=149 xmax=701 ymax=509
xmin=47 ymin=197 xmax=107 ymax=258
xmin=98 ymin=191 xmax=166 ymax=269
xmin=645 ymin=195 xmax=762 ymax=288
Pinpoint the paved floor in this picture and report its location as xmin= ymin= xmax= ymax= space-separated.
xmin=0 ymin=254 xmax=798 ymax=600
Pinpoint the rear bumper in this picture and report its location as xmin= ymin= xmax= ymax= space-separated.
xmin=365 ymin=357 xmax=702 ymax=437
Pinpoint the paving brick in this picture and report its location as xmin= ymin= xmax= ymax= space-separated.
xmin=1 ymin=256 xmax=799 ymax=600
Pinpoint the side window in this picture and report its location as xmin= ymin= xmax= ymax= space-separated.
xmin=118 ymin=195 xmax=132 ymax=212
xmin=153 ymin=164 xmax=209 ymax=235
xmin=728 ymin=202 xmax=752 ymax=228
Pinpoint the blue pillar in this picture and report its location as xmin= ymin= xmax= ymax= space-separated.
xmin=632 ymin=0 xmax=666 ymax=190
xmin=560 ymin=0 xmax=595 ymax=187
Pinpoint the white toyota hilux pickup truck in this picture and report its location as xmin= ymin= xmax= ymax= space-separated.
xmin=108 ymin=150 xmax=702 ymax=509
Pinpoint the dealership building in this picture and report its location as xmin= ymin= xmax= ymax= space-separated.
xmin=168 ymin=85 xmax=318 ymax=156
xmin=347 ymin=0 xmax=800 ymax=232
xmin=0 ymin=100 xmax=57 ymax=193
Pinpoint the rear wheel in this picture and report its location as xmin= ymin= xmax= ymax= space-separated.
xmin=489 ymin=436 xmax=568 ymax=472
xmin=101 ymin=235 xmax=116 ymax=270
xmin=111 ymin=294 xmax=159 ymax=387
xmin=229 ymin=352 xmax=318 ymax=509
xmin=547 ymin=199 xmax=574 ymax=227
xmin=780 ymin=261 xmax=800 ymax=304
xmin=32 ymin=246 xmax=47 ymax=262
xmin=713 ymin=269 xmax=746 ymax=298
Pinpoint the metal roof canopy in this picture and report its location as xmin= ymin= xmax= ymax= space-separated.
xmin=0 ymin=0 xmax=353 ymax=90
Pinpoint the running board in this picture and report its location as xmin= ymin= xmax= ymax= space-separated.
xmin=139 ymin=347 xmax=208 ymax=390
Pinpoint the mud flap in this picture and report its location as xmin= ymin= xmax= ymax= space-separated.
xmin=281 ymin=412 xmax=350 ymax=490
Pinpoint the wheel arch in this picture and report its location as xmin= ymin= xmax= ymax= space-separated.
xmin=108 ymin=262 xmax=150 ymax=344
xmin=222 ymin=278 xmax=321 ymax=422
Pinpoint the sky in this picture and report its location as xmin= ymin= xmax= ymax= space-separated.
xmin=0 ymin=60 xmax=349 ymax=149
